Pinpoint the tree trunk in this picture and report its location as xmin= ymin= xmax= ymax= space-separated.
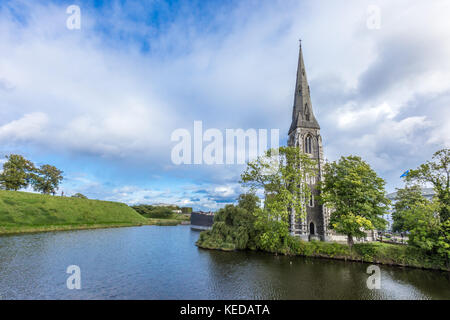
xmin=347 ymin=235 xmax=354 ymax=250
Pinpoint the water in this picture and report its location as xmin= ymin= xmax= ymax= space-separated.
xmin=0 ymin=225 xmax=448 ymax=299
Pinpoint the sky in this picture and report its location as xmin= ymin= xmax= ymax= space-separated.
xmin=0 ymin=0 xmax=449 ymax=210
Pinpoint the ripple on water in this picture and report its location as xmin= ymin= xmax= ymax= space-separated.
xmin=0 ymin=226 xmax=448 ymax=299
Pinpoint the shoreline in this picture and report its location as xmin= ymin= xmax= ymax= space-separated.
xmin=0 ymin=220 xmax=190 ymax=237
xmin=196 ymin=243 xmax=450 ymax=272
xmin=301 ymin=252 xmax=450 ymax=272
xmin=0 ymin=223 xmax=144 ymax=237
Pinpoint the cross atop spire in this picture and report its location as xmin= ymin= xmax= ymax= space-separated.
xmin=289 ymin=43 xmax=320 ymax=134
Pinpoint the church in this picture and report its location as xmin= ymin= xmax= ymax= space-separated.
xmin=287 ymin=42 xmax=330 ymax=241
xmin=287 ymin=43 xmax=375 ymax=242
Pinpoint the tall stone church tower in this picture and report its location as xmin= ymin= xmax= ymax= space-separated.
xmin=288 ymin=43 xmax=329 ymax=241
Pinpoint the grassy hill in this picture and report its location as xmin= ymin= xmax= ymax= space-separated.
xmin=131 ymin=204 xmax=191 ymax=225
xmin=0 ymin=190 xmax=148 ymax=235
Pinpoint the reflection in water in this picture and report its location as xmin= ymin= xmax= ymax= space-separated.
xmin=0 ymin=226 xmax=448 ymax=299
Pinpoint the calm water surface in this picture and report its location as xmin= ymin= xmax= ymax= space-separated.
xmin=0 ymin=225 xmax=448 ymax=299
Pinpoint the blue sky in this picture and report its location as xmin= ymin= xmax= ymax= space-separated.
xmin=1 ymin=0 xmax=449 ymax=210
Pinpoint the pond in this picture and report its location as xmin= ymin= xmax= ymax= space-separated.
xmin=0 ymin=225 xmax=448 ymax=299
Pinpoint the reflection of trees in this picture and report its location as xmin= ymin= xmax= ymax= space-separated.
xmin=201 ymin=249 xmax=450 ymax=300
xmin=203 ymin=250 xmax=381 ymax=299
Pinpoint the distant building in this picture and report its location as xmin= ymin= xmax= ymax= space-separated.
xmin=385 ymin=188 xmax=435 ymax=231
xmin=190 ymin=211 xmax=214 ymax=231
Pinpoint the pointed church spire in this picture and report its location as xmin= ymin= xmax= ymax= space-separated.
xmin=289 ymin=42 xmax=320 ymax=134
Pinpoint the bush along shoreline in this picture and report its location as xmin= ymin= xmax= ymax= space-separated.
xmin=197 ymin=148 xmax=450 ymax=272
xmin=197 ymin=235 xmax=449 ymax=271
xmin=196 ymin=202 xmax=449 ymax=272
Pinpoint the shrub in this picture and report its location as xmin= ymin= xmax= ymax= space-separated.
xmin=72 ymin=193 xmax=87 ymax=199
xmin=196 ymin=205 xmax=256 ymax=251
xmin=131 ymin=205 xmax=173 ymax=218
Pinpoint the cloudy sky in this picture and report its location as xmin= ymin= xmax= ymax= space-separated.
xmin=0 ymin=0 xmax=449 ymax=210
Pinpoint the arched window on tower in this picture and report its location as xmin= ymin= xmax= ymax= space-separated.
xmin=304 ymin=135 xmax=312 ymax=154
xmin=309 ymin=193 xmax=314 ymax=207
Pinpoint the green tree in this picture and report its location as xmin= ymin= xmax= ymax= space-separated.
xmin=196 ymin=194 xmax=261 ymax=252
xmin=31 ymin=164 xmax=63 ymax=195
xmin=436 ymin=219 xmax=450 ymax=265
xmin=196 ymin=204 xmax=257 ymax=250
xmin=392 ymin=185 xmax=429 ymax=233
xmin=72 ymin=193 xmax=88 ymax=199
xmin=0 ymin=154 xmax=36 ymax=191
xmin=181 ymin=207 xmax=193 ymax=214
xmin=241 ymin=146 xmax=316 ymax=251
xmin=406 ymin=148 xmax=449 ymax=221
xmin=320 ymin=156 xmax=389 ymax=247
xmin=132 ymin=205 xmax=172 ymax=218
xmin=237 ymin=193 xmax=261 ymax=214
xmin=399 ymin=199 xmax=449 ymax=263
xmin=404 ymin=201 xmax=441 ymax=251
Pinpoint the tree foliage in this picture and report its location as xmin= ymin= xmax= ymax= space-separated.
xmin=404 ymin=200 xmax=441 ymax=252
xmin=31 ymin=164 xmax=63 ymax=194
xmin=392 ymin=185 xmax=429 ymax=233
xmin=437 ymin=219 xmax=450 ymax=263
xmin=240 ymin=146 xmax=316 ymax=252
xmin=0 ymin=154 xmax=64 ymax=195
xmin=72 ymin=193 xmax=88 ymax=199
xmin=405 ymin=148 xmax=449 ymax=222
xmin=237 ymin=193 xmax=261 ymax=214
xmin=393 ymin=149 xmax=450 ymax=263
xmin=320 ymin=156 xmax=389 ymax=247
xmin=131 ymin=205 xmax=174 ymax=218
xmin=181 ymin=207 xmax=193 ymax=214
xmin=400 ymin=200 xmax=449 ymax=263
xmin=0 ymin=154 xmax=36 ymax=191
xmin=196 ymin=203 xmax=258 ymax=250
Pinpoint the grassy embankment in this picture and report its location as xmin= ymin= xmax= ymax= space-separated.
xmin=146 ymin=214 xmax=191 ymax=226
xmin=0 ymin=190 xmax=149 ymax=235
xmin=131 ymin=204 xmax=190 ymax=226
xmin=197 ymin=236 xmax=449 ymax=271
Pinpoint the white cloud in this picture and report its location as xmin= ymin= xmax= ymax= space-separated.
xmin=1 ymin=0 xmax=449 ymax=199
xmin=336 ymin=102 xmax=398 ymax=130
xmin=213 ymin=186 xmax=236 ymax=198
xmin=0 ymin=112 xmax=49 ymax=142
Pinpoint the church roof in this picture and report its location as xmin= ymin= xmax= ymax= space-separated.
xmin=289 ymin=43 xmax=320 ymax=134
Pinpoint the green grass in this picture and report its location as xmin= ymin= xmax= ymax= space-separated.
xmin=0 ymin=190 xmax=148 ymax=235
xmin=142 ymin=213 xmax=190 ymax=221
xmin=291 ymin=241 xmax=449 ymax=271
xmin=146 ymin=217 xmax=188 ymax=226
